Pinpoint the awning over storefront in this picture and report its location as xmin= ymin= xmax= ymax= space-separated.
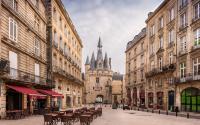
xmin=37 ymin=89 xmax=64 ymax=98
xmin=6 ymin=85 xmax=46 ymax=98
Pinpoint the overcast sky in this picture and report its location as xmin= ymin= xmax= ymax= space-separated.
xmin=63 ymin=0 xmax=163 ymax=74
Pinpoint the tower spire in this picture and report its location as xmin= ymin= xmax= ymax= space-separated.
xmin=85 ymin=56 xmax=90 ymax=65
xmin=97 ymin=37 xmax=102 ymax=48
xmin=90 ymin=52 xmax=96 ymax=70
xmin=104 ymin=53 xmax=109 ymax=69
xmin=96 ymin=37 xmax=103 ymax=69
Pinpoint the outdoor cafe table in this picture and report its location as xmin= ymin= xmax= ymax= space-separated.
xmin=6 ymin=110 xmax=23 ymax=119
xmin=80 ymin=114 xmax=92 ymax=125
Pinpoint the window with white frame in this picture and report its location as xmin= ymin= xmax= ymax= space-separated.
xmin=194 ymin=28 xmax=200 ymax=46
xmin=34 ymin=16 xmax=40 ymax=32
xmin=150 ymin=25 xmax=155 ymax=36
xmin=159 ymin=36 xmax=163 ymax=48
xmin=169 ymin=52 xmax=173 ymax=64
xmin=9 ymin=0 xmax=18 ymax=11
xmin=159 ymin=17 xmax=164 ymax=29
xmin=9 ymin=18 xmax=18 ymax=42
xmin=34 ymin=37 xmax=40 ymax=56
xmin=180 ymin=62 xmax=186 ymax=78
xmin=35 ymin=63 xmax=40 ymax=83
xmin=193 ymin=58 xmax=200 ymax=77
xmin=168 ymin=29 xmax=174 ymax=43
xmin=180 ymin=12 xmax=187 ymax=27
xmin=9 ymin=51 xmax=18 ymax=78
xmin=169 ymin=7 xmax=175 ymax=21
xmin=180 ymin=36 xmax=187 ymax=52
xmin=180 ymin=0 xmax=187 ymax=7
xmin=150 ymin=43 xmax=154 ymax=54
xmin=159 ymin=57 xmax=163 ymax=71
xmin=194 ymin=2 xmax=200 ymax=19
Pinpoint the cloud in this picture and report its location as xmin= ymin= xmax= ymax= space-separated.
xmin=62 ymin=0 xmax=163 ymax=74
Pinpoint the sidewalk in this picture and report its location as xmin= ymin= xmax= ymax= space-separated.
xmin=131 ymin=107 xmax=200 ymax=119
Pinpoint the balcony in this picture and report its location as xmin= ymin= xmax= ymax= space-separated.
xmin=167 ymin=42 xmax=175 ymax=49
xmin=192 ymin=16 xmax=200 ymax=24
xmin=156 ymin=47 xmax=164 ymax=54
xmin=179 ymin=23 xmax=188 ymax=31
xmin=179 ymin=50 xmax=187 ymax=56
xmin=8 ymin=68 xmax=49 ymax=86
xmin=0 ymin=59 xmax=10 ymax=73
xmin=192 ymin=40 xmax=200 ymax=51
xmin=52 ymin=66 xmax=83 ymax=85
xmin=175 ymin=73 xmax=200 ymax=84
xmin=145 ymin=64 xmax=176 ymax=78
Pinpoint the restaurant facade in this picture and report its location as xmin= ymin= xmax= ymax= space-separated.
xmin=0 ymin=0 xmax=83 ymax=119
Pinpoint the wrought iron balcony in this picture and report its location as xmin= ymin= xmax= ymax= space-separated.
xmin=145 ymin=64 xmax=176 ymax=78
xmin=192 ymin=16 xmax=200 ymax=24
xmin=52 ymin=66 xmax=83 ymax=85
xmin=179 ymin=23 xmax=188 ymax=31
xmin=175 ymin=73 xmax=200 ymax=84
xmin=0 ymin=59 xmax=10 ymax=73
xmin=179 ymin=50 xmax=187 ymax=56
xmin=191 ymin=42 xmax=200 ymax=51
xmin=8 ymin=68 xmax=48 ymax=86
xmin=167 ymin=42 xmax=175 ymax=48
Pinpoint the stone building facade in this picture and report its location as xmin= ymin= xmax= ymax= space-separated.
xmin=45 ymin=0 xmax=83 ymax=109
xmin=112 ymin=73 xmax=124 ymax=104
xmin=84 ymin=38 xmax=124 ymax=104
xmin=0 ymin=0 xmax=84 ymax=118
xmin=0 ymin=0 xmax=49 ymax=118
xmin=126 ymin=0 xmax=200 ymax=113
xmin=125 ymin=28 xmax=147 ymax=108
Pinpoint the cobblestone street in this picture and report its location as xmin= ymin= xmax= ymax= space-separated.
xmin=0 ymin=107 xmax=199 ymax=125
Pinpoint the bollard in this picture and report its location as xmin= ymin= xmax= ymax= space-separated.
xmin=152 ymin=109 xmax=154 ymax=113
xmin=147 ymin=109 xmax=148 ymax=112
xmin=166 ymin=111 xmax=168 ymax=115
xmin=187 ymin=113 xmax=189 ymax=119
xmin=138 ymin=108 xmax=139 ymax=111
xmin=159 ymin=110 xmax=160 ymax=114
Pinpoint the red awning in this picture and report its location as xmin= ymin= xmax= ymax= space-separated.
xmin=37 ymin=89 xmax=64 ymax=98
xmin=6 ymin=85 xmax=46 ymax=98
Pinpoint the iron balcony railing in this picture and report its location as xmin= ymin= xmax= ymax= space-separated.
xmin=9 ymin=68 xmax=48 ymax=86
xmin=175 ymin=73 xmax=200 ymax=84
xmin=52 ymin=66 xmax=83 ymax=85
xmin=145 ymin=63 xmax=176 ymax=78
xmin=0 ymin=58 xmax=10 ymax=73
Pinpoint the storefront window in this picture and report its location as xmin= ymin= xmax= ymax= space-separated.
xmin=181 ymin=88 xmax=200 ymax=112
